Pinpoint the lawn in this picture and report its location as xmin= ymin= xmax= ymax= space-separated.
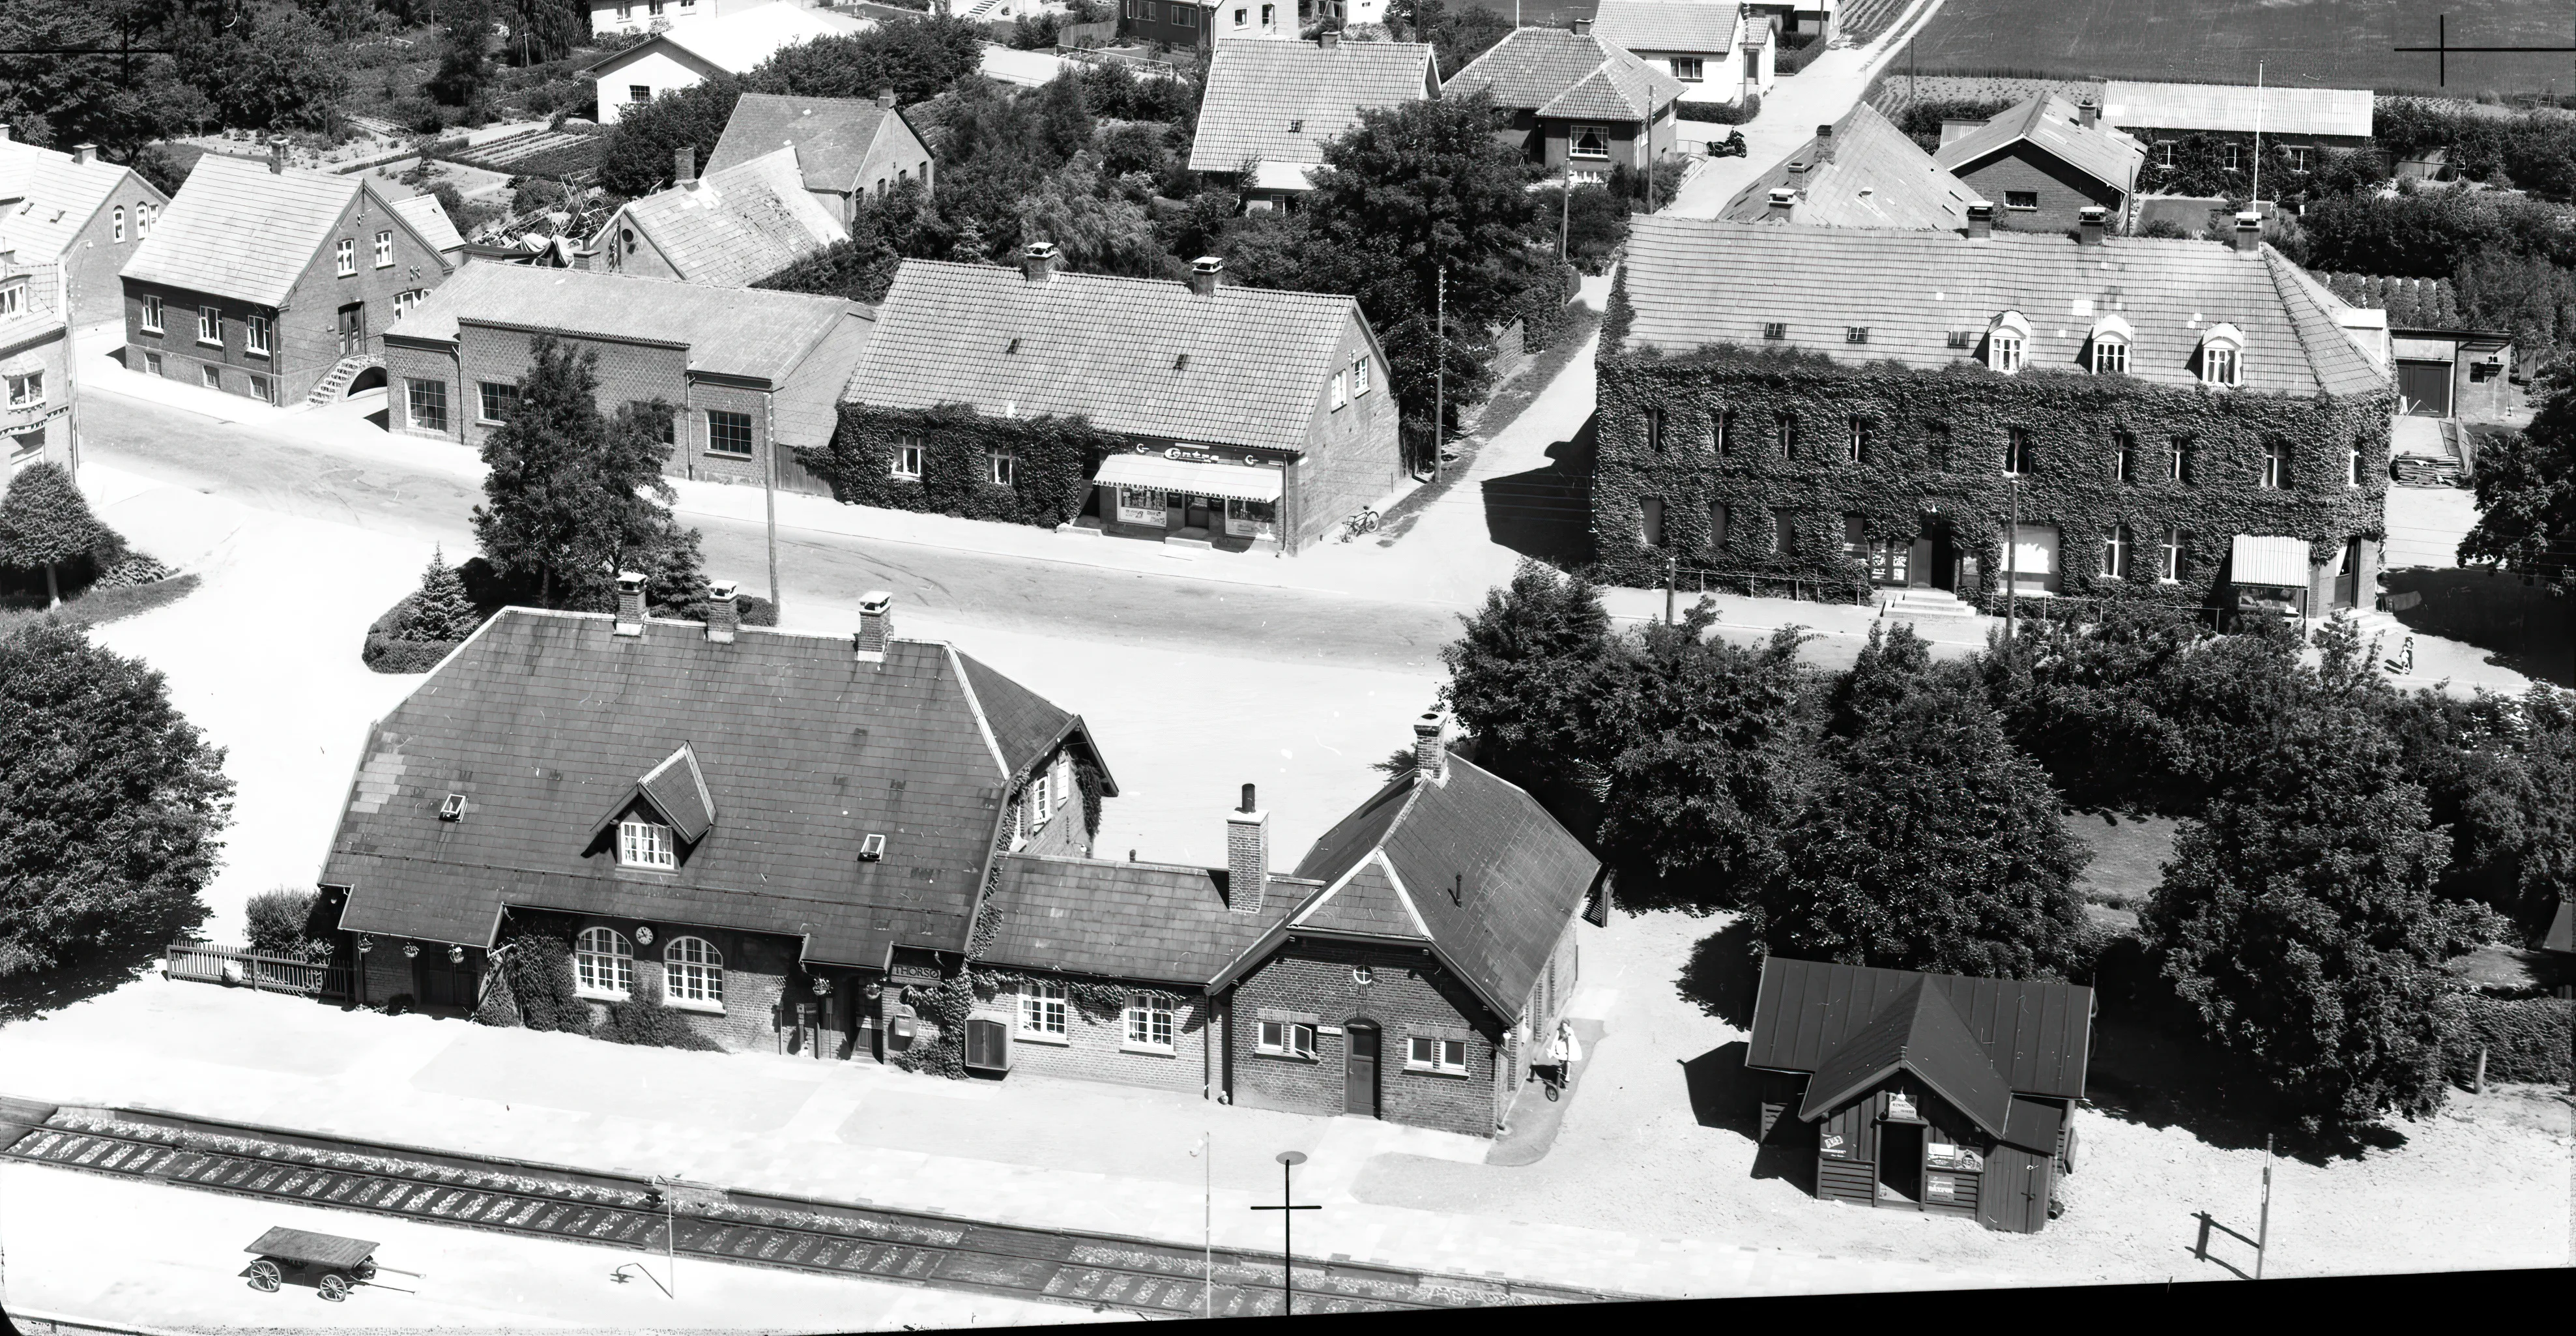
xmin=1902 ymin=0 xmax=2576 ymax=98
xmin=0 ymin=575 xmax=199 ymax=638
xmin=2064 ymin=811 xmax=2180 ymax=908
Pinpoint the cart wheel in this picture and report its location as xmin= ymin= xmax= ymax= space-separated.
xmin=353 ymin=1259 xmax=379 ymax=1282
xmin=319 ymin=1273 xmax=351 ymax=1302
xmin=248 ymin=1259 xmax=282 ymax=1292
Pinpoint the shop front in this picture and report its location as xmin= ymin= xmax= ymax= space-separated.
xmin=1092 ymin=446 xmax=1289 ymax=552
xmin=2227 ymin=533 xmax=2310 ymax=624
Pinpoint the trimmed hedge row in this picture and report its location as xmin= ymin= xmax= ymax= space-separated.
xmin=2444 ymin=994 xmax=2573 ymax=1088
xmin=1677 ymin=95 xmax=1759 ymax=126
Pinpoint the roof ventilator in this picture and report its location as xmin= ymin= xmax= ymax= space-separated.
xmin=439 ymin=793 xmax=467 ymax=822
xmin=859 ymin=833 xmax=886 ymax=862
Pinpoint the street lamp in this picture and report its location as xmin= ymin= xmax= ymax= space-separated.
xmin=1250 ymin=1150 xmax=1318 ymax=1315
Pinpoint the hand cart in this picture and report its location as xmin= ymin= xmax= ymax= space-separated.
xmin=242 ymin=1227 xmax=409 ymax=1301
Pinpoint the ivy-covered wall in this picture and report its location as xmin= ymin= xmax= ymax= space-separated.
xmin=2129 ymin=130 xmax=2370 ymax=203
xmin=796 ymin=403 xmax=1129 ymax=530
xmin=1589 ymin=343 xmax=2394 ymax=605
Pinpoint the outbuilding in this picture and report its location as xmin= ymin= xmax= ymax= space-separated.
xmin=1744 ymin=957 xmax=2093 ymax=1233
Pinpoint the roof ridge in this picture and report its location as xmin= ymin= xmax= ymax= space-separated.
xmin=2257 ymin=245 xmax=2343 ymax=390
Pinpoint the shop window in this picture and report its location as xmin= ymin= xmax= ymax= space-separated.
xmin=574 ymin=927 xmax=634 ymax=998
xmin=664 ymin=936 xmax=723 ymax=1007
xmin=708 ymin=410 xmax=754 ymax=458
xmin=407 ymin=378 xmax=448 ymax=432
xmin=1406 ymin=1036 xmax=1468 ymax=1073
xmin=1020 ymin=980 xmax=1068 ymax=1037
xmin=1224 ymin=496 xmax=1277 ymax=540
xmin=1258 ymin=1019 xmax=1316 ymax=1058
xmin=891 ymin=436 xmax=923 ymax=479
xmin=1124 ymin=993 xmax=1174 ymax=1050
xmin=618 ymin=817 xmax=675 ymax=869
xmin=1116 ymin=486 xmax=1167 ymax=526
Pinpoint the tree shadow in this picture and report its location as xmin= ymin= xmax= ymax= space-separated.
xmin=0 ymin=946 xmax=162 ymax=1026
xmin=1680 ymin=1041 xmax=1759 ymax=1133
xmin=1480 ymin=413 xmax=1595 ymax=565
xmin=1675 ymin=917 xmax=1762 ymax=1028
xmin=2384 ymin=566 xmax=2573 ymax=688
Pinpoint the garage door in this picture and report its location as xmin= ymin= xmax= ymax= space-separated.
xmin=2397 ymin=360 xmax=2451 ymax=416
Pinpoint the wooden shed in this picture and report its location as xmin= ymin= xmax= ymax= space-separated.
xmin=1744 ymin=957 xmax=2094 ymax=1234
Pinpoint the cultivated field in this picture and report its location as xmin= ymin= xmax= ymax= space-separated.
xmin=1901 ymin=0 xmax=2576 ymax=98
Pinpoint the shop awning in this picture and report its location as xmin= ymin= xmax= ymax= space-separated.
xmin=2231 ymin=534 xmax=2311 ymax=587
xmin=1095 ymin=453 xmax=1284 ymax=504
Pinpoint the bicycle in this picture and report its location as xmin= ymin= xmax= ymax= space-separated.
xmin=1340 ymin=509 xmax=1381 ymax=542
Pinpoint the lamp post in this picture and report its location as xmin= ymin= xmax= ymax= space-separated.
xmin=1249 ymin=1150 xmax=1318 ymax=1315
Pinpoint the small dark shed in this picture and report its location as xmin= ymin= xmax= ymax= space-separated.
xmin=1744 ymin=957 xmax=2095 ymax=1233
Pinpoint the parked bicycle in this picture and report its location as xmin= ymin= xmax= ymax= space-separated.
xmin=1340 ymin=509 xmax=1381 ymax=542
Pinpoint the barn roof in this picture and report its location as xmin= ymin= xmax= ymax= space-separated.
xmin=2100 ymin=80 xmax=2373 ymax=139
xmin=1718 ymin=102 xmax=1975 ymax=231
xmin=1747 ymin=956 xmax=2094 ymax=1101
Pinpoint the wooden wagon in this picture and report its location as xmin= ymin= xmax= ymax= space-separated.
xmin=242 ymin=1227 xmax=382 ymax=1301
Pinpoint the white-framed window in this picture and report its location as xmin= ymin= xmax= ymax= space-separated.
xmin=335 ymin=238 xmax=355 ymax=276
xmin=707 ymin=409 xmax=754 ymax=457
xmin=200 ymin=364 xmax=222 ymax=390
xmin=1329 ymin=369 xmax=1348 ymax=410
xmin=113 ymin=207 xmax=126 ymax=242
xmin=1569 ymin=124 xmax=1610 ymax=160
xmin=2158 ymin=525 xmax=2184 ymax=581
xmin=2113 ymin=433 xmax=2135 ymax=482
xmin=2156 ymin=141 xmax=2174 ymax=169
xmin=1260 ymin=1 xmax=1273 ymax=24
xmin=394 ymin=288 xmax=426 ymax=321
xmin=2261 ymin=440 xmax=2288 ymax=488
xmin=1407 ymin=1035 xmax=1468 ymax=1073
xmin=197 ymin=304 xmax=221 ymax=345
xmin=2102 ymin=523 xmax=2131 ymax=578
xmin=2167 ymin=439 xmax=2192 ymax=483
xmin=2223 ymin=143 xmax=2242 ymax=171
xmin=1671 ymin=57 xmax=1703 ymax=82
xmin=1258 ymin=1019 xmax=1316 ymax=1058
xmin=617 ymin=1 xmax=632 ymax=15
xmin=406 ymin=377 xmax=449 ymax=432
xmin=248 ymin=373 xmax=272 ymax=404
xmin=1775 ymin=411 xmax=1795 ymax=457
xmin=618 ymin=817 xmax=676 ymax=869
xmin=1351 ymin=353 xmax=1369 ymax=396
xmin=1645 ymin=407 xmax=1667 ymax=452
xmin=1990 ymin=330 xmax=2024 ymax=373
xmin=2349 ymin=443 xmax=2366 ymax=487
xmin=989 ymin=448 xmax=1017 ymax=486
xmin=1124 ymin=993 xmax=1175 ymax=1050
xmin=664 ymin=936 xmax=724 ymax=1007
xmin=574 ymin=926 xmax=635 ymax=998
xmin=2285 ymin=145 xmax=2311 ymax=173
xmin=374 ymin=230 xmax=394 ymax=268
xmin=1845 ymin=416 xmax=1870 ymax=464
xmin=141 ymin=295 xmax=164 ymax=333
xmin=137 ymin=203 xmax=154 ymax=237
xmin=477 ymin=381 xmax=519 ymax=424
xmin=2203 ymin=343 xmax=2240 ymax=386
xmin=1233 ymin=5 xmax=1246 ymax=24
xmin=5 ymin=372 xmax=42 ymax=408
xmin=2092 ymin=337 xmax=2128 ymax=375
xmin=891 ymin=435 xmax=923 ymax=479
xmin=2004 ymin=190 xmax=2040 ymax=211
xmin=1018 ymin=980 xmax=1069 ymax=1037
xmin=1031 ymin=770 xmax=1054 ymax=826
xmin=244 ymin=313 xmax=270 ymax=357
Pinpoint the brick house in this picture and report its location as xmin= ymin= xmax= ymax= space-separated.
xmin=1597 ymin=212 xmax=2394 ymax=621
xmin=588 ymin=147 xmax=848 ymax=288
xmin=322 ymin=587 xmax=1118 ymax=1053
xmin=1591 ymin=1 xmax=1776 ymax=107
xmin=1444 ymin=19 xmax=1683 ymax=186
xmin=706 ymin=91 xmax=936 ymax=225
xmin=1933 ymin=93 xmax=2145 ymax=236
xmin=1119 ymin=0 xmax=1219 ymax=51
xmin=1187 ymin=33 xmax=1440 ymax=213
xmin=834 ymin=246 xmax=1402 ymax=555
xmin=0 ymin=130 xmax=173 ymax=327
xmin=381 ymin=261 xmax=872 ymax=492
xmin=2102 ymin=80 xmax=2374 ymax=194
xmin=1717 ymin=103 xmax=1975 ymax=229
xmin=119 ymin=143 xmax=459 ymax=405
xmin=1 ymin=254 xmax=74 ymax=471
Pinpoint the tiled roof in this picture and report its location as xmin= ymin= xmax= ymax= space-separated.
xmin=0 ymin=140 xmax=160 ymax=263
xmin=1619 ymin=216 xmax=2389 ymax=398
xmin=981 ymin=854 xmax=1305 ymax=985
xmin=1933 ymin=93 xmax=2144 ymax=196
xmin=841 ymin=259 xmax=1364 ymax=456
xmin=2101 ymin=80 xmax=2373 ymax=139
xmin=385 ymin=261 xmax=867 ymax=386
xmin=325 ymin=609 xmax=1097 ymax=967
xmin=118 ymin=154 xmax=379 ymax=308
xmin=708 ymin=92 xmax=910 ymax=194
xmin=1719 ymin=102 xmax=1974 ymax=231
xmin=2317 ymin=272 xmax=2467 ymax=331
xmin=1443 ymin=25 xmax=1683 ymax=123
xmin=1589 ymin=0 xmax=1742 ymax=53
xmin=584 ymin=2 xmax=872 ymax=77
xmin=614 ymin=147 xmax=847 ymax=287
xmin=1293 ymin=855 xmax=1429 ymax=938
xmin=1746 ymin=956 xmax=2094 ymax=1101
xmin=958 ymin=652 xmax=1114 ymax=791
xmin=390 ymin=194 xmax=465 ymax=253
xmin=1188 ymin=38 xmax=1439 ymax=175
xmin=771 ymin=306 xmax=878 ymax=451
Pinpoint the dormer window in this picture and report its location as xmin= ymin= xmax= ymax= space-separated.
xmin=1987 ymin=310 xmax=2030 ymax=373
xmin=618 ymin=819 xmax=675 ymax=868
xmin=2088 ymin=313 xmax=2132 ymax=375
xmin=2199 ymin=323 xmax=2243 ymax=387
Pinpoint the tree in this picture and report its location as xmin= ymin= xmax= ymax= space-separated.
xmin=2453 ymin=250 xmax=2576 ymax=365
xmin=2377 ymin=685 xmax=2576 ymax=937
xmin=1826 ymin=620 xmax=1932 ymax=741
xmin=502 ymin=0 xmax=586 ymax=65
xmin=245 ymin=887 xmax=325 ymax=960
xmin=1440 ymin=560 xmax=1615 ymax=779
xmin=1387 ymin=0 xmax=1512 ymax=77
xmin=173 ymin=5 xmax=349 ymax=133
xmin=1753 ymin=663 xmax=2089 ymax=975
xmin=0 ymin=622 xmax=233 ymax=978
xmin=389 ymin=549 xmax=484 ymax=642
xmin=0 ymin=1 xmax=209 ymax=160
xmin=745 ymin=14 xmax=987 ymax=104
xmin=2461 ymin=360 xmax=2576 ymax=588
xmin=0 ymin=462 xmax=117 ymax=607
xmin=426 ymin=0 xmax=497 ymax=110
xmin=1017 ymin=154 xmax=1170 ymax=278
xmin=596 ymin=76 xmax=744 ymax=197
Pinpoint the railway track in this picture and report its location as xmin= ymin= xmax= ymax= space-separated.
xmin=0 ymin=1099 xmax=1625 ymax=1318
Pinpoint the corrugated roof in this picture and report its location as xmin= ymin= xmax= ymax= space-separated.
xmin=2230 ymin=533 xmax=2310 ymax=585
xmin=385 ymin=261 xmax=866 ymax=385
xmin=1590 ymin=0 xmax=1742 ymax=53
xmin=1745 ymin=957 xmax=2094 ymax=1100
xmin=1933 ymin=93 xmax=2144 ymax=197
xmin=1619 ymin=215 xmax=2390 ymax=398
xmin=1796 ymin=979 xmax=2018 ymax=1142
xmin=390 ymin=194 xmax=465 ymax=253
xmin=325 ymin=609 xmax=1095 ymax=966
xmin=1189 ymin=38 xmax=1439 ymax=175
xmin=1719 ymin=102 xmax=1974 ymax=231
xmin=708 ymin=92 xmax=914 ymax=194
xmin=1443 ymin=25 xmax=1683 ymax=123
xmin=118 ymin=154 xmax=374 ymax=308
xmin=584 ymin=2 xmax=872 ymax=78
xmin=0 ymin=140 xmax=161 ymax=263
xmin=2101 ymin=80 xmax=2373 ymax=139
xmin=611 ymin=147 xmax=848 ymax=288
xmin=982 ymin=854 xmax=1305 ymax=985
xmin=841 ymin=259 xmax=1363 ymax=456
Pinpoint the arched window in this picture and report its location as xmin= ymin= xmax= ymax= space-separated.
xmin=2199 ymin=323 xmax=2243 ymax=387
xmin=574 ymin=927 xmax=633 ymax=997
xmin=2102 ymin=524 xmax=2132 ymax=579
xmin=1987 ymin=310 xmax=2030 ymax=373
xmin=665 ymin=936 xmax=724 ymax=1006
xmin=2089 ymin=314 xmax=2132 ymax=375
xmin=113 ymin=207 xmax=126 ymax=242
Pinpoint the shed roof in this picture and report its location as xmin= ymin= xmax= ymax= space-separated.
xmin=2545 ymin=897 xmax=2575 ymax=954
xmin=119 ymin=154 xmax=433 ymax=308
xmin=841 ymin=259 xmax=1366 ymax=456
xmin=1796 ymin=978 xmax=2019 ymax=1144
xmin=325 ymin=609 xmax=1099 ymax=968
xmin=1189 ymin=38 xmax=1440 ymax=175
xmin=1589 ymin=1 xmax=1744 ymax=54
xmin=385 ymin=261 xmax=867 ymax=386
xmin=981 ymin=854 xmax=1307 ymax=985
xmin=611 ymin=147 xmax=847 ymax=288
xmin=1933 ymin=93 xmax=2144 ymax=196
xmin=708 ymin=92 xmax=916 ymax=193
xmin=1618 ymin=215 xmax=2390 ymax=398
xmin=0 ymin=139 xmax=162 ymax=263
xmin=1443 ymin=25 xmax=1683 ymax=123
xmin=583 ymin=3 xmax=872 ymax=78
xmin=1746 ymin=957 xmax=2094 ymax=1101
xmin=2100 ymin=80 xmax=2373 ymax=139
xmin=1718 ymin=102 xmax=1974 ymax=231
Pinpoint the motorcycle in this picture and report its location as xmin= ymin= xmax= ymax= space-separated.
xmin=1709 ymin=130 xmax=1748 ymax=158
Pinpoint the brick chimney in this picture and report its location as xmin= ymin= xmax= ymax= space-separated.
xmin=1812 ymin=123 xmax=1835 ymax=165
xmin=1966 ymin=199 xmax=1995 ymax=239
xmin=705 ymin=580 xmax=739 ymax=643
xmin=855 ymin=590 xmax=893 ymax=661
xmin=1572 ymin=16 xmax=1592 ymax=35
xmin=876 ymin=88 xmax=897 ymax=109
xmin=1785 ymin=160 xmax=1809 ymax=179
xmin=1020 ymin=240 xmax=1059 ymax=283
xmin=1767 ymin=187 xmax=1797 ymax=220
xmin=1189 ymin=255 xmax=1223 ymax=297
xmin=1413 ymin=706 xmax=1449 ymax=783
xmin=1226 ymin=783 xmax=1268 ymax=914
xmin=614 ymin=571 xmax=647 ymax=636
xmin=674 ymin=145 xmax=697 ymax=187
xmin=2077 ymin=97 xmax=2100 ymax=128
xmin=2233 ymin=209 xmax=2261 ymax=253
xmin=1319 ymin=29 xmax=1339 ymax=49
xmin=2077 ymin=205 xmax=2107 ymax=246
xmin=71 ymin=143 xmax=97 ymax=165
xmin=268 ymin=136 xmax=290 ymax=174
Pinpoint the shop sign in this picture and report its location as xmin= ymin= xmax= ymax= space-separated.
xmin=1886 ymin=1093 xmax=1918 ymax=1120
xmin=1136 ymin=443 xmax=1266 ymax=469
xmin=1820 ymin=1132 xmax=1847 ymax=1157
xmin=889 ymin=961 xmax=942 ymax=985
xmin=1927 ymin=1174 xmax=1955 ymax=1200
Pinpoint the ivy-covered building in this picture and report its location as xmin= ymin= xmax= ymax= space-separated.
xmin=2103 ymin=80 xmax=2373 ymax=200
xmin=1597 ymin=211 xmax=2395 ymax=618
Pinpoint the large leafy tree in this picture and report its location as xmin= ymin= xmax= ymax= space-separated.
xmin=171 ymin=4 xmax=349 ymax=133
xmin=1439 ymin=560 xmax=1615 ymax=782
xmin=2461 ymin=359 xmax=2576 ymax=591
xmin=1754 ymin=662 xmax=2089 ymax=976
xmin=2377 ymin=684 xmax=2576 ymax=938
xmin=0 ymin=622 xmax=233 ymax=978
xmin=1386 ymin=0 xmax=1513 ymax=78
xmin=0 ymin=462 xmax=118 ymax=608
xmin=425 ymin=0 xmax=497 ymax=109
xmin=747 ymin=14 xmax=987 ymax=104
xmin=596 ymin=76 xmax=744 ymax=197
xmin=0 ymin=1 xmax=209 ymax=159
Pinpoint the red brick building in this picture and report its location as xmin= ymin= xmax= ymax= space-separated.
xmin=1933 ymin=94 xmax=2145 ymax=237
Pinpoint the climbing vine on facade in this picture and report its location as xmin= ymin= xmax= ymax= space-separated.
xmin=798 ymin=404 xmax=1130 ymax=530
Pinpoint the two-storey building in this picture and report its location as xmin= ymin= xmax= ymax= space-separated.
xmin=1591 ymin=1 xmax=1775 ymax=108
xmin=1444 ymin=18 xmax=1683 ymax=186
xmin=0 ymin=131 xmax=173 ymax=327
xmin=588 ymin=146 xmax=848 ymax=287
xmin=582 ymin=2 xmax=872 ymax=125
xmin=1 ymin=251 xmax=74 ymax=471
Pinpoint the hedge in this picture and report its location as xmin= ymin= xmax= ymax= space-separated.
xmin=796 ymin=404 xmax=1128 ymax=529
xmin=2444 ymin=994 xmax=2573 ymax=1088
xmin=1677 ymin=95 xmax=1759 ymax=125
xmin=1587 ymin=341 xmax=2394 ymax=596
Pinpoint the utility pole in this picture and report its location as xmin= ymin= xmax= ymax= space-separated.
xmin=1665 ymin=553 xmax=1677 ymax=624
xmin=1434 ymin=264 xmax=1447 ymax=484
xmin=1196 ymin=1133 xmax=1213 ymax=1320
xmin=2004 ymin=475 xmax=2021 ymax=638
xmin=762 ymin=424 xmax=782 ymax=622
xmin=1249 ymin=1150 xmax=1318 ymax=1316
xmin=2253 ymin=1134 xmax=2274 ymax=1279
xmin=1558 ymin=158 xmax=1573 ymax=262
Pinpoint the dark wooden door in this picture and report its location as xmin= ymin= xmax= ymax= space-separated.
xmin=2333 ymin=538 xmax=2360 ymax=608
xmin=338 ymin=302 xmax=366 ymax=356
xmin=1342 ymin=1023 xmax=1380 ymax=1116
xmin=412 ymin=954 xmax=479 ymax=1011
xmin=2397 ymin=360 xmax=2450 ymax=416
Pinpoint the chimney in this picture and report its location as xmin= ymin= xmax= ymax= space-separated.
xmin=1020 ymin=240 xmax=1060 ymax=283
xmin=1785 ymin=160 xmax=1809 ymax=179
xmin=1226 ymin=783 xmax=1269 ymax=914
xmin=674 ymin=145 xmax=696 ymax=186
xmin=2077 ymin=205 xmax=2107 ymax=246
xmin=1413 ymin=706 xmax=1449 ymax=783
xmin=2233 ymin=209 xmax=2261 ymax=253
xmin=72 ymin=143 xmax=97 ymax=166
xmin=1319 ymin=29 xmax=1339 ymax=49
xmin=614 ymin=571 xmax=647 ymax=636
xmin=1572 ymin=17 xmax=1592 ymax=35
xmin=1189 ymin=255 xmax=1224 ymax=297
xmin=1812 ymin=123 xmax=1835 ymax=165
xmin=1767 ymin=187 xmax=1797 ymax=220
xmin=1966 ymin=199 xmax=1994 ymax=239
xmin=704 ymin=580 xmax=739 ymax=643
xmin=2077 ymin=97 xmax=2100 ymax=129
xmin=876 ymin=88 xmax=897 ymax=109
xmin=268 ymin=136 xmax=290 ymax=174
xmin=855 ymin=590 xmax=893 ymax=661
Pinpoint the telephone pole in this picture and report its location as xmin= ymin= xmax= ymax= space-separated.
xmin=1434 ymin=264 xmax=1447 ymax=484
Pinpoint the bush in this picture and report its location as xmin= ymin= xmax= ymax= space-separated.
xmin=597 ymin=978 xmax=726 ymax=1051
xmin=2443 ymin=994 xmax=2573 ymax=1086
xmin=89 ymin=556 xmax=174 ymax=590
xmin=244 ymin=888 xmax=328 ymax=961
xmin=497 ymin=933 xmax=589 ymax=1034
xmin=474 ymin=961 xmax=523 ymax=1027
xmin=1677 ymin=95 xmax=1758 ymax=125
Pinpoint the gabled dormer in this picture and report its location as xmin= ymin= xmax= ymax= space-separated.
xmin=588 ymin=742 xmax=716 ymax=870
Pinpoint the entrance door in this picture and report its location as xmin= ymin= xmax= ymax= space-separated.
xmin=1877 ymin=1121 xmax=1924 ymax=1204
xmin=2396 ymin=360 xmax=2451 ymax=416
xmin=2332 ymin=537 xmax=2361 ymax=608
xmin=337 ymin=302 xmax=367 ymax=356
xmin=412 ymin=952 xmax=480 ymax=1011
xmin=1342 ymin=1021 xmax=1380 ymax=1116
xmin=1184 ymin=494 xmax=1213 ymax=531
